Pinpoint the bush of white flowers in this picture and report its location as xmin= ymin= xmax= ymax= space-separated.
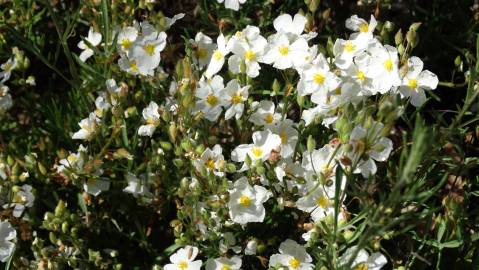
xmin=0 ymin=0 xmax=478 ymax=269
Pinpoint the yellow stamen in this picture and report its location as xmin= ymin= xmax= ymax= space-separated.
xmin=196 ymin=48 xmax=208 ymax=59
xmin=213 ymin=50 xmax=223 ymax=61
xmin=313 ymin=73 xmax=326 ymax=85
xmin=383 ymin=59 xmax=393 ymax=72
xmin=279 ymin=46 xmax=289 ymax=56
xmin=408 ymin=78 xmax=418 ymax=89
xmin=244 ymin=49 xmax=255 ymax=61
xmin=288 ymin=257 xmax=301 ymax=269
xmin=355 ymin=263 xmax=369 ymax=270
xmin=146 ymin=118 xmax=159 ymax=126
xmin=221 ymin=265 xmax=232 ymax=270
xmin=239 ymin=195 xmax=251 ymax=207
xmin=344 ymin=41 xmax=355 ymax=52
xmin=129 ymin=61 xmax=139 ymax=72
xmin=359 ymin=23 xmax=369 ymax=33
xmin=144 ymin=44 xmax=155 ymax=56
xmin=178 ymin=261 xmax=188 ymax=270
xmin=356 ymin=70 xmax=366 ymax=81
xmin=251 ymin=146 xmax=263 ymax=158
xmin=121 ymin=39 xmax=132 ymax=49
xmin=280 ymin=131 xmax=287 ymax=144
xmin=316 ymin=195 xmax=330 ymax=208
xmin=206 ymin=94 xmax=218 ymax=106
xmin=231 ymin=93 xmax=243 ymax=104
xmin=264 ymin=113 xmax=274 ymax=124
xmin=205 ymin=158 xmax=216 ymax=170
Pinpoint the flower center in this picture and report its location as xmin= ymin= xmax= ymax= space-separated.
xmin=196 ymin=48 xmax=208 ymax=59
xmin=359 ymin=23 xmax=369 ymax=33
xmin=355 ymin=263 xmax=369 ymax=270
xmin=313 ymin=72 xmax=326 ymax=85
xmin=264 ymin=113 xmax=274 ymax=124
xmin=356 ymin=70 xmax=366 ymax=81
xmin=244 ymin=49 xmax=255 ymax=61
xmin=206 ymin=94 xmax=218 ymax=106
xmin=205 ymin=158 xmax=216 ymax=169
xmin=121 ymin=39 xmax=132 ymax=49
xmin=213 ymin=50 xmax=223 ymax=61
xmin=178 ymin=261 xmax=188 ymax=270
xmin=288 ymin=257 xmax=301 ymax=269
xmin=280 ymin=131 xmax=287 ymax=144
xmin=316 ymin=195 xmax=330 ymax=208
xmin=231 ymin=93 xmax=243 ymax=104
xmin=279 ymin=46 xmax=289 ymax=56
xmin=383 ymin=59 xmax=393 ymax=72
xmin=129 ymin=61 xmax=139 ymax=72
xmin=408 ymin=78 xmax=418 ymax=89
xmin=344 ymin=41 xmax=355 ymax=52
xmin=146 ymin=117 xmax=159 ymax=126
xmin=239 ymin=195 xmax=251 ymax=207
xmin=251 ymin=146 xmax=263 ymax=158
xmin=144 ymin=44 xmax=155 ymax=56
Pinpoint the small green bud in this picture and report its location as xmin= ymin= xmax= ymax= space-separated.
xmin=272 ymin=79 xmax=281 ymax=94
xmin=307 ymin=135 xmax=315 ymax=152
xmin=38 ymin=162 xmax=47 ymax=175
xmin=62 ymin=222 xmax=69 ymax=234
xmin=394 ymin=29 xmax=403 ymax=46
xmin=55 ymin=200 xmax=66 ymax=217
xmin=173 ymin=159 xmax=184 ymax=168
xmin=226 ymin=163 xmax=236 ymax=173
xmin=160 ymin=141 xmax=173 ymax=151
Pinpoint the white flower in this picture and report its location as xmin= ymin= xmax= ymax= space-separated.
xmin=228 ymin=177 xmax=271 ymax=224
xmin=94 ymin=95 xmax=110 ymax=117
xmin=231 ymin=130 xmax=281 ymax=165
xmin=164 ymin=246 xmax=202 ymax=270
xmin=191 ymin=32 xmax=215 ymax=68
xmin=296 ymin=182 xmax=336 ymax=222
xmin=72 ymin=112 xmax=100 ymax=141
xmin=0 ymin=57 xmax=17 ymax=83
xmin=206 ymin=256 xmax=241 ymax=270
xmin=165 ymin=13 xmax=185 ymax=28
xmin=244 ymin=239 xmax=258 ymax=255
xmin=83 ymin=179 xmax=110 ymax=196
xmin=249 ymin=100 xmax=281 ymax=126
xmin=78 ymin=27 xmax=102 ymax=62
xmin=129 ymin=31 xmax=167 ymax=76
xmin=346 ymin=15 xmax=377 ymax=40
xmin=262 ymin=34 xmax=309 ymax=70
xmin=194 ymin=144 xmax=225 ymax=176
xmin=205 ymin=34 xmax=230 ymax=78
xmin=193 ymin=75 xmax=225 ymax=121
xmin=0 ymin=220 xmax=16 ymax=262
xmin=297 ymin=53 xmax=341 ymax=98
xmin=123 ymin=173 xmax=152 ymax=197
xmin=228 ymin=26 xmax=267 ymax=78
xmin=222 ymin=79 xmax=249 ymax=120
xmin=333 ymin=37 xmax=368 ymax=70
xmin=398 ymin=56 xmax=438 ymax=107
xmin=117 ymin=26 xmax=138 ymax=55
xmin=339 ymin=246 xmax=387 ymax=270
xmin=3 ymin=184 xmax=35 ymax=217
xmin=368 ymin=43 xmax=401 ymax=94
xmin=302 ymin=144 xmax=339 ymax=182
xmin=269 ymin=239 xmax=313 ymax=270
xmin=138 ymin=101 xmax=160 ymax=137
xmin=0 ymin=84 xmax=13 ymax=113
xmin=273 ymin=13 xmax=307 ymax=38
xmin=217 ymin=0 xmax=246 ymax=11
xmin=270 ymin=119 xmax=298 ymax=158
xmin=348 ymin=123 xmax=393 ymax=177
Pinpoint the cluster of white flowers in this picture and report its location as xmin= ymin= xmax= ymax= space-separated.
xmin=0 ymin=54 xmax=18 ymax=114
xmin=72 ymin=10 xmax=440 ymax=268
xmin=139 ymin=12 xmax=441 ymax=269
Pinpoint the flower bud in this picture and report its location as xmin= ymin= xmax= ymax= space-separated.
xmin=394 ymin=29 xmax=403 ymax=46
xmin=307 ymin=135 xmax=315 ymax=152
